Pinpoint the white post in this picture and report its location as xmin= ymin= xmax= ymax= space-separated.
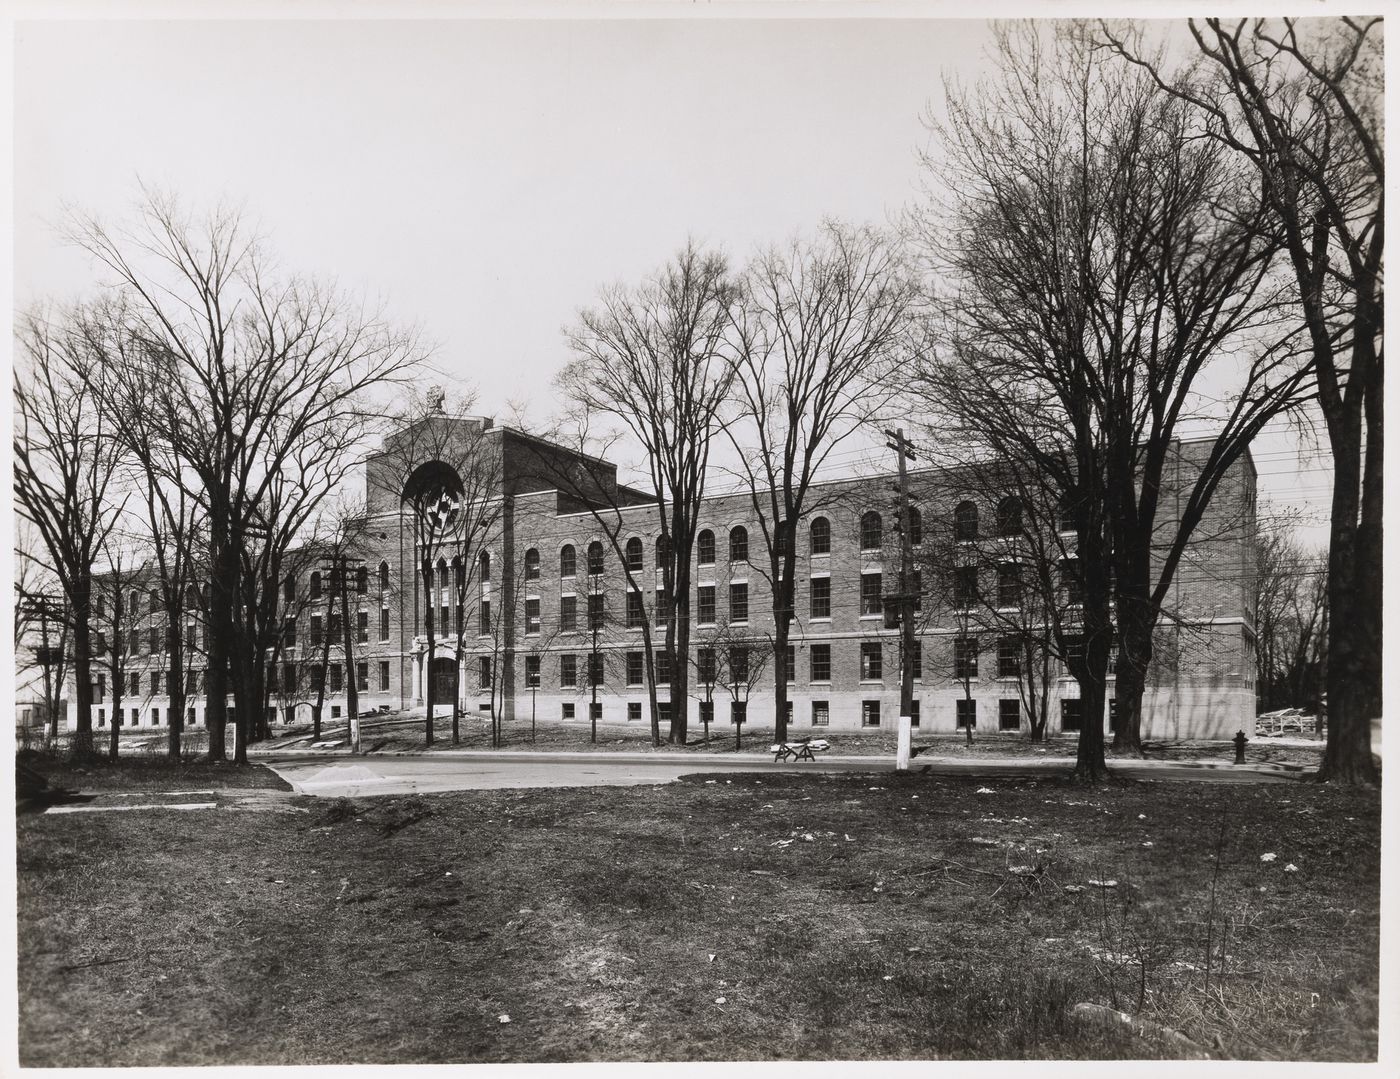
xmin=897 ymin=714 xmax=912 ymax=771
xmin=350 ymin=714 xmax=361 ymax=754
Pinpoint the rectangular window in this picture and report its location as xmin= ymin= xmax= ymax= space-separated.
xmin=1061 ymin=698 xmax=1083 ymax=732
xmin=731 ymin=700 xmax=748 ymax=725
xmin=628 ymin=702 xmax=642 ymax=723
xmin=998 ymin=563 xmax=1022 ymax=608
xmin=526 ymin=598 xmax=541 ymax=635
xmin=356 ymin=662 xmax=369 ymax=692
xmin=479 ymin=599 xmax=491 ymax=635
xmin=186 ymin=622 xmax=197 ymax=649
xmin=129 ymin=672 xmax=141 ymax=696
xmin=812 ymin=700 xmax=830 ymax=727
xmin=860 ymin=573 xmax=882 ymax=617
xmin=186 ymin=669 xmax=197 ymax=694
xmin=152 ymin=671 xmax=163 ymax=695
xmin=284 ymin=663 xmax=297 ymax=693
xmin=810 ymin=643 xmax=831 ymax=682
xmin=810 ymin=576 xmax=831 ymax=619
xmin=999 ymin=699 xmax=1021 ymax=730
xmin=954 ymin=566 xmax=978 ymax=609
xmin=626 ymin=590 xmax=645 ymax=628
xmin=862 ymin=700 xmax=882 ymax=727
xmin=954 ymin=636 xmax=979 ymax=680
xmin=329 ymin=663 xmax=343 ymax=692
xmin=700 ymin=700 xmax=714 ymax=726
xmin=149 ymin=625 xmax=162 ymax=653
xmin=311 ymin=616 xmax=323 ymax=648
xmin=784 ymin=645 xmax=795 ymax=684
xmin=590 ymin=702 xmax=603 ymax=723
xmin=910 ymin=700 xmax=921 ymax=728
xmin=626 ymin=651 xmax=644 ymax=685
xmin=479 ymin=657 xmax=492 ymax=689
xmin=655 ymin=587 xmax=670 ymax=627
xmin=956 ymin=698 xmax=977 ymax=729
xmin=697 ymin=585 xmax=716 ymax=625
xmin=588 ymin=594 xmax=605 ymax=631
xmin=268 ymin=663 xmax=280 ymax=694
xmin=561 ymin=654 xmax=577 ymax=688
xmin=729 ymin=646 xmax=749 ymax=683
xmin=1061 ymin=558 xmax=1083 ymax=605
xmin=131 ymin=708 xmax=139 ymax=727
xmin=95 ymin=673 xmax=106 ymax=703
xmin=860 ymin=641 xmax=883 ymax=681
xmin=1063 ymin=635 xmax=1085 ymax=666
xmin=358 ymin=611 xmax=369 ymax=644
xmin=589 ymin=653 xmax=604 ymax=687
xmin=284 ymin=618 xmax=297 ymax=649
xmin=379 ymin=660 xmax=391 ymax=691
xmin=698 ymin=647 xmax=716 ymax=684
xmin=998 ymin=638 xmax=1021 ymax=678
xmin=329 ymin=612 xmax=343 ymax=641
xmin=560 ymin=595 xmax=578 ymax=632
xmin=525 ymin=655 xmax=541 ymax=688
xmin=152 ymin=707 xmax=160 ymax=726
xmin=729 ymin=582 xmax=748 ymax=623
xmin=439 ymin=604 xmax=449 ymax=636
xmin=562 ymin=702 xmax=576 ymax=720
xmin=380 ymin=607 xmax=390 ymax=642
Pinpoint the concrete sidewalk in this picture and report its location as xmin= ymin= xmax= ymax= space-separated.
xmin=253 ymin=743 xmax=1307 ymax=778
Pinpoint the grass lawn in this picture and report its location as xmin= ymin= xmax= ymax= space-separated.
xmin=19 ymin=750 xmax=293 ymax=792
xmin=16 ymin=763 xmax=1377 ymax=1065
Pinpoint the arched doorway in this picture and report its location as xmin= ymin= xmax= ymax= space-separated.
xmin=431 ymin=657 xmax=458 ymax=707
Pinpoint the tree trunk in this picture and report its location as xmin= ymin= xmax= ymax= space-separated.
xmin=772 ymin=543 xmax=796 ymax=744
xmin=1110 ymin=580 xmax=1153 ymax=756
xmin=167 ymin=622 xmax=185 ymax=759
xmin=68 ymin=600 xmax=96 ymax=760
xmin=422 ymin=560 xmax=436 ymax=745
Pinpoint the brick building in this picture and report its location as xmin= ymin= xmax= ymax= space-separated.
xmin=69 ymin=419 xmax=1257 ymax=740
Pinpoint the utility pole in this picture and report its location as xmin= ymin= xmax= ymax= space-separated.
xmin=885 ymin=427 xmax=919 ymax=771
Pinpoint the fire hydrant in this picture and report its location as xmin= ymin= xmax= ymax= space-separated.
xmin=1233 ymin=730 xmax=1248 ymax=765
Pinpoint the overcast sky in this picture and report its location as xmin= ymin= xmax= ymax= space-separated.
xmin=13 ymin=13 xmax=1335 ymax=543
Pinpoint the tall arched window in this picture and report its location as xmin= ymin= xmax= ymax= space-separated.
xmin=809 ymin=517 xmax=830 ymax=556
xmin=996 ymin=496 xmax=1022 ymax=537
xmin=379 ymin=561 xmax=390 ymax=590
xmin=729 ymin=526 xmax=748 ymax=563
xmin=560 ymin=544 xmax=576 ymax=578
xmin=697 ymin=529 xmax=715 ymax=565
xmin=437 ymin=558 xmax=449 ymax=590
xmin=130 ymin=590 xmax=142 ymax=616
xmin=283 ymin=575 xmax=296 ymax=603
xmin=184 ymin=585 xmax=198 ymax=610
xmin=524 ymin=548 xmax=540 ymax=581
xmin=906 ymin=506 xmax=923 ymax=546
xmin=478 ymin=551 xmax=491 ymax=583
xmin=310 ymin=572 xmax=322 ymax=600
xmin=954 ymin=501 xmax=978 ymax=541
xmin=776 ymin=520 xmax=790 ymax=557
xmin=587 ymin=541 xmax=604 ymax=576
xmin=625 ymin=537 xmax=644 ymax=572
xmin=860 ymin=511 xmax=883 ymax=551
xmin=149 ymin=588 xmax=162 ymax=612
xmin=655 ymin=534 xmax=671 ymax=569
xmin=452 ymin=556 xmax=465 ymax=591
xmin=356 ymin=565 xmax=369 ymax=593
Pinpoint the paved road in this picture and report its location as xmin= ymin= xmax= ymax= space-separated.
xmin=262 ymin=752 xmax=1294 ymax=798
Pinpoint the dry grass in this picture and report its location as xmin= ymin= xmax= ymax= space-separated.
xmin=16 ymin=766 xmax=1377 ymax=1065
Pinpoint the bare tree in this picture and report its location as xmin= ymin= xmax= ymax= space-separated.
xmin=1100 ymin=17 xmax=1381 ymax=782
xmin=93 ymin=534 xmax=147 ymax=761
xmin=712 ymin=630 xmax=773 ymax=751
xmin=726 ymin=221 xmax=918 ymax=743
xmin=1254 ymin=525 xmax=1328 ymax=717
xmin=14 ymin=545 xmax=71 ymax=750
xmin=13 ymin=309 xmax=127 ymax=760
xmin=65 ymin=191 xmax=423 ymax=763
xmin=914 ymin=24 xmax=1308 ymax=777
xmin=560 ymin=242 xmax=739 ymax=745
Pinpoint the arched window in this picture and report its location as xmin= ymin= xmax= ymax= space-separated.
xmin=697 ymin=529 xmax=715 ymax=565
xmin=655 ymin=534 xmax=671 ymax=569
xmin=906 ymin=506 xmax=923 ymax=546
xmin=809 ymin=517 xmax=830 ymax=556
xmin=1058 ymin=498 xmax=1081 ymax=535
xmin=95 ymin=593 xmax=106 ymax=619
xmin=954 ymin=501 xmax=978 ymax=541
xmin=587 ymin=541 xmax=604 ymax=576
xmin=130 ymin=590 xmax=142 ymax=616
xmin=996 ymin=496 xmax=1022 ymax=537
xmin=356 ymin=565 xmax=368 ymax=594
xmin=560 ymin=544 xmax=576 ymax=578
xmin=729 ymin=526 xmax=748 ymax=563
xmin=379 ymin=561 xmax=390 ymax=590
xmin=310 ymin=572 xmax=322 ymax=600
xmin=860 ymin=511 xmax=883 ymax=551
xmin=524 ymin=548 xmax=540 ymax=581
xmin=437 ymin=558 xmax=449 ymax=590
xmin=478 ymin=551 xmax=490 ymax=583
xmin=283 ymin=575 xmax=296 ymax=603
xmin=625 ymin=537 xmax=644 ymax=572
xmin=149 ymin=588 xmax=161 ymax=613
xmin=452 ymin=556 xmax=465 ymax=591
xmin=201 ymin=583 xmax=211 ymax=606
xmin=184 ymin=585 xmax=198 ymax=610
